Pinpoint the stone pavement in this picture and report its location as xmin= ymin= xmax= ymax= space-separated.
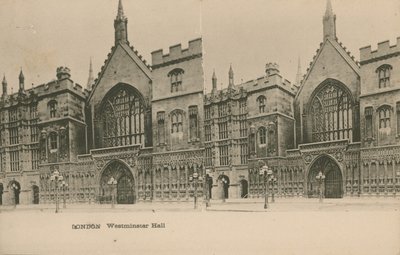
xmin=1 ymin=196 xmax=399 ymax=213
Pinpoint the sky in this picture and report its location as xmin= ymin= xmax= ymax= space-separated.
xmin=0 ymin=0 xmax=399 ymax=94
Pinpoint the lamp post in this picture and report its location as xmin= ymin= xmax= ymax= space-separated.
xmin=316 ymin=171 xmax=326 ymax=203
xmin=189 ymin=172 xmax=202 ymax=209
xmin=60 ymin=181 xmax=68 ymax=209
xmin=50 ymin=170 xmax=63 ymax=213
xmin=205 ymin=169 xmax=211 ymax=208
xmin=221 ymin=177 xmax=228 ymax=203
xmin=11 ymin=183 xmax=19 ymax=209
xmin=268 ymin=174 xmax=277 ymax=203
xmin=259 ymin=164 xmax=272 ymax=209
xmin=108 ymin=177 xmax=117 ymax=209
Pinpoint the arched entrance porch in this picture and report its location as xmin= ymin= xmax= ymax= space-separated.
xmin=99 ymin=161 xmax=135 ymax=204
xmin=307 ymin=155 xmax=343 ymax=198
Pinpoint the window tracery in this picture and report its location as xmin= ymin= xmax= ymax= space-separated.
xmin=49 ymin=101 xmax=57 ymax=118
xmin=257 ymin=96 xmax=266 ymax=113
xmin=376 ymin=64 xmax=392 ymax=88
xmin=378 ymin=105 xmax=391 ymax=129
xmin=171 ymin=110 xmax=183 ymax=133
xmin=168 ymin=68 xmax=184 ymax=93
xmin=310 ymin=81 xmax=353 ymax=142
xmin=101 ymin=86 xmax=145 ymax=147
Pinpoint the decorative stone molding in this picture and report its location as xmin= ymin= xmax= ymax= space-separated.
xmin=94 ymin=159 xmax=106 ymax=171
xmin=304 ymin=154 xmax=313 ymax=164
xmin=334 ymin=151 xmax=344 ymax=162
xmin=153 ymin=149 xmax=204 ymax=168
xmin=361 ymin=145 xmax=400 ymax=163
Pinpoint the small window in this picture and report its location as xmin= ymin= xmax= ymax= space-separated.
xmin=171 ymin=111 xmax=183 ymax=133
xmin=378 ymin=106 xmax=391 ymax=129
xmin=365 ymin=107 xmax=373 ymax=138
xmin=189 ymin=106 xmax=198 ymax=140
xmin=259 ymin=127 xmax=266 ymax=144
xmin=205 ymin=125 xmax=212 ymax=141
xmin=168 ymin=68 xmax=184 ymax=93
xmin=239 ymin=99 xmax=247 ymax=114
xmin=376 ymin=65 xmax=392 ymax=88
xmin=49 ymin=101 xmax=57 ymax=118
xmin=257 ymin=96 xmax=266 ymax=113
xmin=49 ymin=132 xmax=58 ymax=150
xmin=157 ymin=112 xmax=165 ymax=144
xmin=218 ymin=103 xmax=228 ymax=117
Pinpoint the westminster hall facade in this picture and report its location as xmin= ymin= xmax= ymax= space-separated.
xmin=0 ymin=0 xmax=399 ymax=206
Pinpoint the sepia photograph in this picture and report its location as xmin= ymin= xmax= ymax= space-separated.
xmin=0 ymin=0 xmax=399 ymax=254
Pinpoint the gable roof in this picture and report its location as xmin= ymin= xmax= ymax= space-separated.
xmin=295 ymin=38 xmax=360 ymax=101
xmin=87 ymin=42 xmax=152 ymax=102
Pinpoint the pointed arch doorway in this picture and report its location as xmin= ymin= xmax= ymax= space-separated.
xmin=307 ymin=155 xmax=343 ymax=198
xmin=100 ymin=161 xmax=135 ymax=204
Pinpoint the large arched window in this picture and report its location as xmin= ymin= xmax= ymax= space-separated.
xmin=101 ymin=85 xmax=145 ymax=147
xmin=310 ymin=80 xmax=353 ymax=142
xmin=376 ymin=64 xmax=392 ymax=88
xmin=168 ymin=68 xmax=184 ymax=93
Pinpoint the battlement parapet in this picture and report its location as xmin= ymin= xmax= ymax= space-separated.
xmin=151 ymin=38 xmax=202 ymax=67
xmin=360 ymin=37 xmax=400 ymax=63
xmin=56 ymin=66 xmax=71 ymax=80
xmin=265 ymin=62 xmax=280 ymax=76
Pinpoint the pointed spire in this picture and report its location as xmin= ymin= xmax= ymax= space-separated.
xmin=323 ymin=0 xmax=336 ymax=41
xmin=114 ymin=0 xmax=128 ymax=45
xmin=86 ymin=57 xmax=94 ymax=90
xmin=228 ymin=64 xmax=234 ymax=88
xmin=295 ymin=57 xmax=302 ymax=86
xmin=212 ymin=69 xmax=217 ymax=92
xmin=325 ymin=0 xmax=333 ymax=16
xmin=19 ymin=68 xmax=25 ymax=92
xmin=19 ymin=68 xmax=24 ymax=81
xmin=117 ymin=0 xmax=125 ymax=19
xmin=2 ymin=74 xmax=7 ymax=97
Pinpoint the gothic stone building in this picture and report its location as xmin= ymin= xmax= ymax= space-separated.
xmin=0 ymin=0 xmax=399 ymax=205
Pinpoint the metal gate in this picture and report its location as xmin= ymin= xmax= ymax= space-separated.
xmin=100 ymin=161 xmax=135 ymax=204
xmin=325 ymin=169 xmax=342 ymax=198
xmin=117 ymin=175 xmax=134 ymax=204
